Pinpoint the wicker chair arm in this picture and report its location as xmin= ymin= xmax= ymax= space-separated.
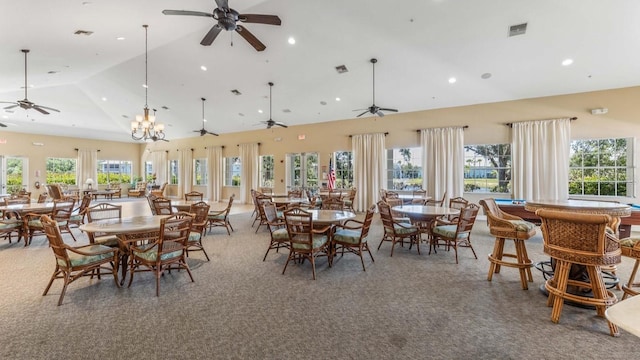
xmin=208 ymin=208 xmax=226 ymax=216
xmin=67 ymin=244 xmax=118 ymax=257
xmin=486 ymin=213 xmax=520 ymax=229
xmin=3 ymin=210 xmax=22 ymax=220
xmin=392 ymin=220 xmax=415 ymax=229
xmin=312 ymin=225 xmax=331 ymax=234
xmin=334 ymin=220 xmax=364 ymax=231
xmin=497 ymin=211 xmax=522 ymax=221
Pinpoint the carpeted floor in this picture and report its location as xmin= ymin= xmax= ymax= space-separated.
xmin=0 ymin=209 xmax=637 ymax=359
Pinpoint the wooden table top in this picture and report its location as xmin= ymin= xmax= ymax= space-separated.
xmin=0 ymin=202 xmax=55 ymax=213
xmin=391 ymin=205 xmax=459 ymax=221
xmin=524 ymin=199 xmax=631 ymax=217
xmin=306 ymin=209 xmax=356 ymax=224
xmin=79 ymin=215 xmax=170 ymax=234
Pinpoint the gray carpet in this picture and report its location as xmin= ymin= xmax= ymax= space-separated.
xmin=0 ymin=211 xmax=637 ymax=359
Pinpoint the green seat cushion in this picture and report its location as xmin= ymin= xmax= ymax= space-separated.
xmin=94 ymin=235 xmax=119 ymax=247
xmin=132 ymin=244 xmax=182 ymax=262
xmin=620 ymin=237 xmax=640 ymax=248
xmin=333 ymin=228 xmax=366 ymax=244
xmin=28 ymin=219 xmax=43 ymax=228
xmin=343 ymin=200 xmax=353 ymax=206
xmin=507 ymin=220 xmax=535 ymax=231
xmin=393 ymin=217 xmax=412 ymax=224
xmin=0 ymin=221 xmax=22 ymax=230
xmin=433 ymin=225 xmax=469 ymax=239
xmin=292 ymin=235 xmax=328 ymax=250
xmin=271 ymin=228 xmax=289 ymax=241
xmin=188 ymin=231 xmax=201 ymax=242
xmin=208 ymin=214 xmax=225 ymax=220
xmin=393 ymin=223 xmax=418 ymax=234
xmin=57 ymin=244 xmax=114 ymax=267
xmin=69 ymin=214 xmax=83 ymax=222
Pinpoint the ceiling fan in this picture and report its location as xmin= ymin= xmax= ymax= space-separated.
xmin=162 ymin=0 xmax=281 ymax=51
xmin=0 ymin=49 xmax=60 ymax=115
xmin=193 ymin=98 xmax=219 ymax=136
xmin=354 ymin=58 xmax=397 ymax=117
xmin=260 ymin=82 xmax=287 ymax=129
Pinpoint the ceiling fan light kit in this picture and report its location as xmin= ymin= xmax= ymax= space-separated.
xmin=162 ymin=0 xmax=281 ymax=51
xmin=354 ymin=58 xmax=398 ymax=118
xmin=131 ymin=25 xmax=167 ymax=142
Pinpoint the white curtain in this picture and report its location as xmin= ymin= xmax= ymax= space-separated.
xmin=512 ymin=118 xmax=571 ymax=200
xmin=207 ymin=146 xmax=223 ymax=201
xmin=151 ymin=151 xmax=168 ymax=185
xmin=239 ymin=143 xmax=259 ymax=204
xmin=76 ymin=148 xmax=97 ymax=189
xmin=177 ymin=148 xmax=193 ymax=200
xmin=420 ymin=127 xmax=465 ymax=203
xmin=352 ymin=133 xmax=386 ymax=212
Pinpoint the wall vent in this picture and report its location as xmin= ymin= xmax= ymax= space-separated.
xmin=508 ymin=23 xmax=527 ymax=37
xmin=335 ymin=65 xmax=348 ymax=74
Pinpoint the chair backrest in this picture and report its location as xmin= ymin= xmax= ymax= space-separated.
xmin=158 ymin=213 xmax=193 ymax=256
xmin=46 ymin=184 xmax=62 ymax=200
xmin=263 ymin=202 xmax=284 ymax=233
xmin=536 ymin=208 xmax=621 ymax=266
xmin=260 ymin=187 xmax=273 ymax=195
xmin=184 ymin=191 xmax=204 ymax=201
xmin=448 ymin=196 xmax=469 ymax=220
xmin=223 ymin=194 xmax=235 ymax=215
xmin=283 ymin=207 xmax=314 ymax=247
xmin=37 ymin=193 xmax=48 ymax=203
xmin=287 ymin=189 xmax=303 ymax=198
xmin=146 ymin=195 xmax=158 ymax=215
xmin=189 ymin=201 xmax=210 ymax=227
xmin=454 ymin=203 xmax=480 ymax=237
xmin=377 ymin=200 xmax=396 ymax=235
xmin=384 ymin=191 xmax=399 ymax=200
xmin=4 ymin=197 xmax=29 ymax=206
xmin=412 ymin=189 xmax=427 ymax=198
xmin=153 ymin=197 xmax=173 ymax=215
xmin=478 ymin=198 xmax=521 ymax=227
xmin=359 ymin=204 xmax=377 ymax=240
xmin=86 ymin=203 xmax=122 ymax=223
xmin=76 ymin=194 xmax=92 ymax=213
xmin=53 ymin=198 xmax=76 ymax=221
xmin=347 ymin=188 xmax=357 ymax=201
xmin=41 ymin=215 xmax=69 ymax=266
xmin=321 ymin=197 xmax=343 ymax=210
xmin=136 ymin=182 xmax=148 ymax=191
xmin=426 ymin=191 xmax=447 ymax=207
xmin=385 ymin=198 xmax=405 ymax=218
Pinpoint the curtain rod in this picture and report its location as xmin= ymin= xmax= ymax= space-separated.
xmin=74 ymin=148 xmax=100 ymax=152
xmin=204 ymin=145 xmax=225 ymax=149
xmin=176 ymin=148 xmax=194 ymax=151
xmin=237 ymin=142 xmax=261 ymax=146
xmin=415 ymin=125 xmax=468 ymax=133
xmin=505 ymin=117 xmax=577 ymax=127
xmin=348 ymin=132 xmax=388 ymax=138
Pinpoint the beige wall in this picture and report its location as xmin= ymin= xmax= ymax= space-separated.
xmin=2 ymin=86 xmax=639 ymax=203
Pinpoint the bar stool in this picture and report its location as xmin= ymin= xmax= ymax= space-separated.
xmin=480 ymin=198 xmax=536 ymax=290
xmin=537 ymin=209 xmax=621 ymax=337
xmin=620 ymin=236 xmax=640 ymax=299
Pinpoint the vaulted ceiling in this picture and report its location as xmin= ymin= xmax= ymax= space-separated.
xmin=1 ymin=0 xmax=639 ymax=142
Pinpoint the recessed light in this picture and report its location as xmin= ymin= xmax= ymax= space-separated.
xmin=258 ymin=109 xmax=263 ymax=114
xmin=101 ymin=97 xmax=107 ymax=101
xmin=200 ymin=65 xmax=207 ymax=71
xmin=203 ymin=119 xmax=207 ymax=122
xmin=335 ymin=97 xmax=341 ymax=101
xmin=288 ymin=36 xmax=296 ymax=45
xmin=116 ymin=37 xmax=125 ymax=41
xmin=448 ymin=77 xmax=457 ymax=84
xmin=562 ymin=58 xmax=573 ymax=66
xmin=142 ymin=84 xmax=148 ymax=88
xmin=2 ymin=116 xmax=7 ymax=119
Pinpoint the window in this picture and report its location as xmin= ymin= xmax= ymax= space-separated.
xmin=386 ymin=148 xmax=422 ymax=191
xmin=334 ymin=151 xmax=353 ymax=188
xmin=4 ymin=156 xmax=27 ymax=194
xmin=463 ymin=144 xmax=511 ymax=193
xmin=145 ymin=161 xmax=153 ymax=182
xmin=224 ymin=157 xmax=241 ymax=186
xmin=194 ymin=159 xmax=207 ymax=186
xmin=569 ymin=138 xmax=634 ymax=197
xmin=287 ymin=153 xmax=318 ymax=189
xmin=97 ymin=160 xmax=132 ymax=185
xmin=259 ymin=155 xmax=274 ymax=187
xmin=169 ymin=160 xmax=178 ymax=185
xmin=46 ymin=158 xmax=77 ymax=185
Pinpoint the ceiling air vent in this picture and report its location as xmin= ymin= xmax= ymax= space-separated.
xmin=74 ymin=30 xmax=94 ymax=36
xmin=508 ymin=23 xmax=527 ymax=37
xmin=335 ymin=65 xmax=348 ymax=74
xmin=282 ymin=109 xmax=291 ymax=113
xmin=231 ymin=89 xmax=241 ymax=96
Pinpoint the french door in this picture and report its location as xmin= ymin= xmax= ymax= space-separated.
xmin=0 ymin=156 xmax=28 ymax=194
xmin=286 ymin=152 xmax=318 ymax=190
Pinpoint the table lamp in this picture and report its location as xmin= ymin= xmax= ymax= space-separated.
xmin=85 ymin=178 xmax=94 ymax=190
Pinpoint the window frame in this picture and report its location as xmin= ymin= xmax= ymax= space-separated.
xmin=46 ymin=157 xmax=77 ymax=186
xmin=224 ymin=157 xmax=241 ymax=187
xmin=463 ymin=144 xmax=512 ymax=194
xmin=193 ymin=158 xmax=207 ymax=186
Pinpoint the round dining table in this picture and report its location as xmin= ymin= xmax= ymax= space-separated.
xmin=306 ymin=209 xmax=356 ymax=225
xmin=391 ymin=205 xmax=459 ymax=223
xmin=171 ymin=200 xmax=219 ymax=212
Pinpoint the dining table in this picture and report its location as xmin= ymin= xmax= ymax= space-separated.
xmin=306 ymin=209 xmax=356 ymax=225
xmin=391 ymin=204 xmax=459 ymax=223
xmin=171 ymin=200 xmax=219 ymax=212
xmin=79 ymin=215 xmax=170 ymax=284
xmin=0 ymin=202 xmax=55 ymax=216
xmin=273 ymin=197 xmax=309 ymax=207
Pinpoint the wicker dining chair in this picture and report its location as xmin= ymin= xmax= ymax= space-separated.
xmin=377 ymin=200 xmax=420 ymax=257
xmin=187 ymin=201 xmax=210 ymax=261
xmin=282 ymin=207 xmax=331 ymax=280
xmin=184 ymin=191 xmax=204 ymax=201
xmin=262 ymin=201 xmax=290 ymax=261
xmin=152 ymin=197 xmax=173 ymax=215
xmin=207 ymin=194 xmax=235 ymax=235
xmin=620 ymin=236 xmax=640 ymax=299
xmin=85 ymin=203 xmax=122 ymax=247
xmin=331 ymin=204 xmax=376 ymax=271
xmin=430 ymin=203 xmax=480 ymax=263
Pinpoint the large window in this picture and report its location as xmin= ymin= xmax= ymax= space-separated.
xmin=97 ymin=160 xmax=132 ymax=185
xmin=194 ymin=159 xmax=207 ymax=186
xmin=260 ymin=155 xmax=274 ymax=188
xmin=334 ymin=151 xmax=353 ymax=189
xmin=386 ymin=148 xmax=422 ymax=191
xmin=4 ymin=157 xmax=26 ymax=194
xmin=224 ymin=157 xmax=241 ymax=186
xmin=464 ymin=144 xmax=511 ymax=193
xmin=169 ymin=160 xmax=178 ymax=185
xmin=287 ymin=152 xmax=318 ymax=189
xmin=569 ymin=138 xmax=634 ymax=197
xmin=46 ymin=158 xmax=77 ymax=185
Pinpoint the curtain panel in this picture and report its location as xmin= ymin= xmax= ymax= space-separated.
xmin=420 ymin=127 xmax=465 ymax=203
xmin=177 ymin=148 xmax=193 ymax=199
xmin=151 ymin=151 xmax=168 ymax=185
xmin=352 ymin=133 xmax=386 ymax=212
xmin=76 ymin=148 xmax=97 ymax=189
xmin=207 ymin=146 xmax=223 ymax=202
xmin=239 ymin=143 xmax=259 ymax=204
xmin=512 ymin=118 xmax=571 ymax=200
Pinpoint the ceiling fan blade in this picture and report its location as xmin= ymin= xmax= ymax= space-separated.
xmin=352 ymin=108 xmax=367 ymax=112
xmin=215 ymin=0 xmax=229 ymax=9
xmin=3 ymin=104 xmax=19 ymax=110
xmin=201 ymin=25 xmax=223 ymax=46
xmin=193 ymin=130 xmax=201 ymax=132
xmin=376 ymin=111 xmax=385 ymax=117
xmin=275 ymin=122 xmax=288 ymax=128
xmin=379 ymin=108 xmax=398 ymax=113
xmin=236 ymin=25 xmax=266 ymax=51
xmin=35 ymin=105 xmax=60 ymax=112
xmin=239 ymin=14 xmax=282 ymax=26
xmin=356 ymin=110 xmax=369 ymax=117
xmin=0 ymin=123 xmax=6 ymax=128
xmin=207 ymin=131 xmax=220 ymax=136
xmin=33 ymin=106 xmax=50 ymax=115
xmin=162 ymin=10 xmax=213 ymax=18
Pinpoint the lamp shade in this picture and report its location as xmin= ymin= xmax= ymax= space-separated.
xmin=85 ymin=178 xmax=94 ymax=185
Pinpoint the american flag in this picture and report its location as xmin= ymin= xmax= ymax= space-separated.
xmin=328 ymin=158 xmax=336 ymax=190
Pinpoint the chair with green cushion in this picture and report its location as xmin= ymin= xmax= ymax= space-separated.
xmin=620 ymin=236 xmax=640 ymax=299
xmin=69 ymin=194 xmax=92 ymax=228
xmin=0 ymin=210 xmax=24 ymax=245
xmin=86 ymin=203 xmax=122 ymax=247
xmin=187 ymin=201 xmax=210 ymax=261
xmin=283 ymin=207 xmax=331 ymax=280
xmin=152 ymin=197 xmax=173 ymax=215
xmin=332 ymin=204 xmax=376 ymax=271
xmin=480 ymin=198 xmax=537 ymax=290
xmin=127 ymin=213 xmax=194 ymax=296
xmin=24 ymin=198 xmax=78 ymax=246
xmin=262 ymin=201 xmax=289 ymax=261
xmin=208 ymin=194 xmax=235 ymax=235
xmin=343 ymin=188 xmax=357 ymax=212
xmin=377 ymin=200 xmax=421 ymax=256
xmin=41 ymin=214 xmax=119 ymax=306
xmin=184 ymin=191 xmax=204 ymax=201
xmin=430 ymin=203 xmax=480 ymax=263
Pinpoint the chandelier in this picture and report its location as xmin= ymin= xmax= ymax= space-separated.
xmin=131 ymin=24 xmax=166 ymax=142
